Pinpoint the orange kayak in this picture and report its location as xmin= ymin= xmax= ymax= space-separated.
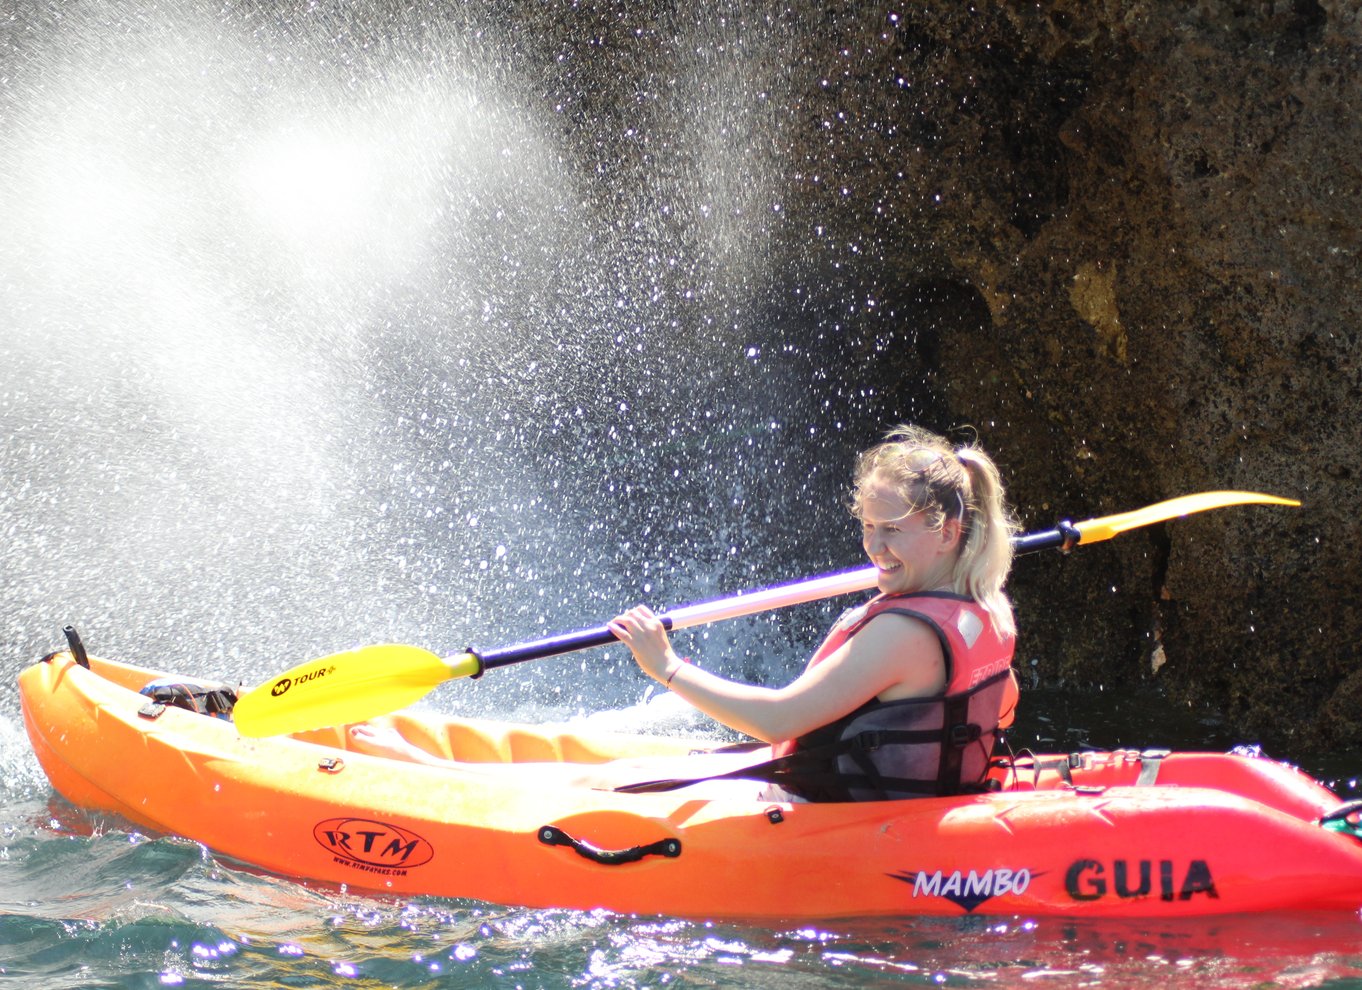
xmin=19 ymin=649 xmax=1362 ymax=919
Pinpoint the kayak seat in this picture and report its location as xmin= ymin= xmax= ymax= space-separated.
xmin=329 ymin=713 xmax=694 ymax=766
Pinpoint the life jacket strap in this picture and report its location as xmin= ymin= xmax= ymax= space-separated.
xmin=611 ymin=718 xmax=995 ymax=798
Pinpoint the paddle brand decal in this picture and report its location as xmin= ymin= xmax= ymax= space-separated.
xmin=889 ymin=867 xmax=1034 ymax=912
xmin=314 ymin=817 xmax=435 ymax=875
xmin=1064 ymin=858 xmax=1219 ymax=902
xmin=270 ymin=664 xmax=336 ymax=697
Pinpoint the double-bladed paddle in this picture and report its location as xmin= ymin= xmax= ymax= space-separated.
xmin=231 ymin=490 xmax=1298 ymax=737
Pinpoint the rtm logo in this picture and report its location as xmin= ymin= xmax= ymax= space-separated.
xmin=1065 ymin=858 xmax=1219 ymax=902
xmin=270 ymin=665 xmax=335 ymax=697
xmin=314 ymin=818 xmax=435 ymax=872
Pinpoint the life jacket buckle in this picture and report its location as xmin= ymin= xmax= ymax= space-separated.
xmin=856 ymin=730 xmax=886 ymax=751
xmin=949 ymin=723 xmax=982 ymax=747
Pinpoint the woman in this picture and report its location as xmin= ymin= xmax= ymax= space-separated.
xmin=610 ymin=424 xmax=1019 ymax=800
xmin=352 ymin=425 xmax=1019 ymax=801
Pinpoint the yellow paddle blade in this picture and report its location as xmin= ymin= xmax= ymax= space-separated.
xmin=1073 ymin=490 xmax=1300 ymax=545
xmin=233 ymin=645 xmax=482 ymax=737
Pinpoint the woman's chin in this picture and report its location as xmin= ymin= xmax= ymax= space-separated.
xmin=875 ymin=569 xmax=906 ymax=593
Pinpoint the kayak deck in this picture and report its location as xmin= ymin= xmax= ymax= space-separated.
xmin=19 ymin=650 xmax=1362 ymax=919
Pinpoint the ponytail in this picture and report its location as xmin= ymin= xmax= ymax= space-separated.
xmin=954 ymin=446 xmax=1019 ymax=637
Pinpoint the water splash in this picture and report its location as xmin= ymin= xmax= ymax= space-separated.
xmin=0 ymin=1 xmax=885 ymax=724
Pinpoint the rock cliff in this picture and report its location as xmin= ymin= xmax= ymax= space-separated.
xmin=779 ymin=1 xmax=1361 ymax=747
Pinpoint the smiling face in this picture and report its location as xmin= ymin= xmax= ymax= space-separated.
xmin=858 ymin=473 xmax=962 ymax=595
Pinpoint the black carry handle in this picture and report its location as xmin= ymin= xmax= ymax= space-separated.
xmin=537 ymin=825 xmax=681 ymax=865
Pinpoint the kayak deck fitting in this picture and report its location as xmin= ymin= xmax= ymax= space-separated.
xmin=19 ymin=650 xmax=1362 ymax=919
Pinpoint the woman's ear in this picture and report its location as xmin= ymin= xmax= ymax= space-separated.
xmin=939 ymin=516 xmax=964 ymax=551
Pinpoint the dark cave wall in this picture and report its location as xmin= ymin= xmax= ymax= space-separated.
xmin=779 ymin=1 xmax=1362 ymax=746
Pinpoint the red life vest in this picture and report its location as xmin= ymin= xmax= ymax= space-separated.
xmin=769 ymin=591 xmax=1017 ymax=801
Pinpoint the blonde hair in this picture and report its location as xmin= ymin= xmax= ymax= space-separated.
xmin=851 ymin=425 xmax=1019 ymax=637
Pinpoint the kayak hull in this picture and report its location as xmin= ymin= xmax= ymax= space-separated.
xmin=18 ymin=652 xmax=1362 ymax=919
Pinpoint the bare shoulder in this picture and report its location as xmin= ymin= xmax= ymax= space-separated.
xmin=854 ymin=610 xmax=942 ymax=654
xmin=848 ymin=611 xmax=946 ymax=697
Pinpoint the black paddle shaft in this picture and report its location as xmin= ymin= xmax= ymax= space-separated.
xmin=477 ymin=520 xmax=1078 ymax=672
xmin=477 ymin=615 xmax=676 ymax=671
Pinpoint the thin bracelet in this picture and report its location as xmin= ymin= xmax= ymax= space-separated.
xmin=665 ymin=656 xmax=691 ymax=688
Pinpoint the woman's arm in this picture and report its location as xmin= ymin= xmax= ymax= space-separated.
xmin=609 ymin=606 xmax=946 ymax=743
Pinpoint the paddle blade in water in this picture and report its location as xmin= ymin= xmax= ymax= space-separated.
xmin=1072 ymin=490 xmax=1299 ymax=545
xmin=233 ymin=645 xmax=476 ymax=737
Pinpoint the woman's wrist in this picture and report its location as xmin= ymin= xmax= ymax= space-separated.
xmin=662 ymin=653 xmax=691 ymax=687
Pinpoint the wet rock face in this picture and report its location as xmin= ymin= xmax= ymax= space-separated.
xmin=777 ymin=2 xmax=1362 ymax=747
